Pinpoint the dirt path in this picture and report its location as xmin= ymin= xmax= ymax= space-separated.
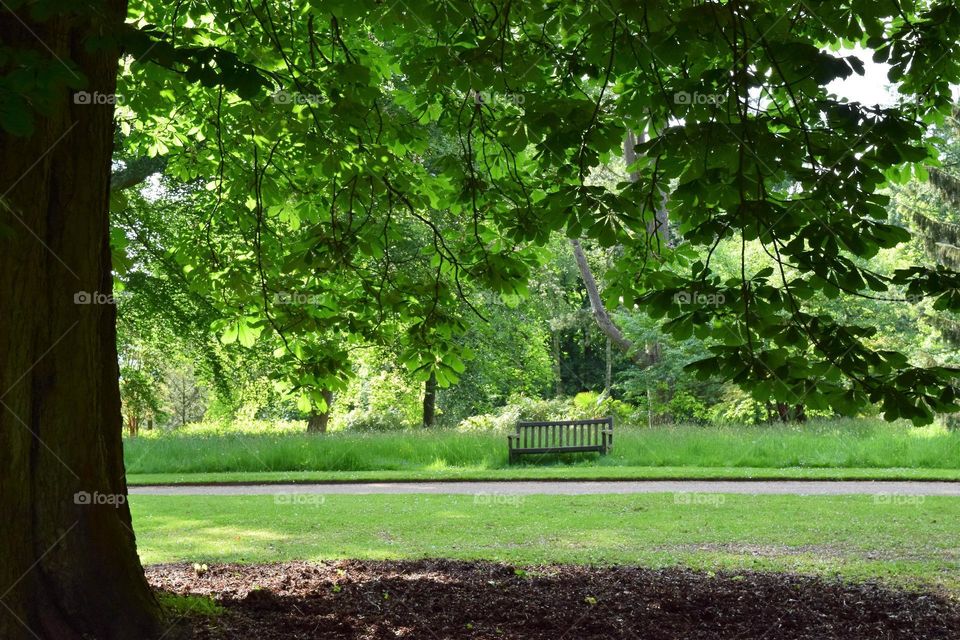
xmin=129 ymin=479 xmax=960 ymax=496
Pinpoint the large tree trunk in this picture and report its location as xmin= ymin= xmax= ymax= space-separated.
xmin=306 ymin=389 xmax=333 ymax=433
xmin=422 ymin=371 xmax=437 ymax=427
xmin=0 ymin=4 xmax=163 ymax=639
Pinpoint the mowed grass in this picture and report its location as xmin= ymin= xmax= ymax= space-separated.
xmin=131 ymin=493 xmax=960 ymax=593
xmin=124 ymin=418 xmax=960 ymax=479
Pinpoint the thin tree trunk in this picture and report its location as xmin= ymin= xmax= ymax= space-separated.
xmin=777 ymin=402 xmax=790 ymax=422
xmin=604 ymin=337 xmax=612 ymax=395
xmin=624 ymin=129 xmax=671 ymax=247
xmin=422 ymin=371 xmax=437 ymax=427
xmin=0 ymin=5 xmax=163 ymax=638
xmin=794 ymin=404 xmax=807 ymax=423
xmin=307 ymin=389 xmax=333 ymax=433
xmin=626 ymin=128 xmax=669 ymax=368
xmin=570 ymin=238 xmax=646 ymax=365
xmin=647 ymin=387 xmax=654 ymax=427
xmin=551 ymin=331 xmax=564 ymax=397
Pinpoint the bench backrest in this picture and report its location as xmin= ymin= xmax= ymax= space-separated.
xmin=514 ymin=417 xmax=612 ymax=448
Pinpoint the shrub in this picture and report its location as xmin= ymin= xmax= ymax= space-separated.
xmin=337 ymin=407 xmax=414 ymax=432
xmin=707 ymin=386 xmax=768 ymax=425
xmin=455 ymin=394 xmax=642 ymax=431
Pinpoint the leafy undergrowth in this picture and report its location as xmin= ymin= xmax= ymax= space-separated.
xmin=157 ymin=592 xmax=224 ymax=617
xmin=148 ymin=560 xmax=960 ymax=639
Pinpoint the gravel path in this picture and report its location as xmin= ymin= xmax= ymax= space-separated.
xmin=129 ymin=479 xmax=960 ymax=496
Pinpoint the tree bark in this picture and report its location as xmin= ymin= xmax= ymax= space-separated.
xmin=306 ymin=389 xmax=333 ymax=433
xmin=127 ymin=414 xmax=139 ymax=438
xmin=570 ymin=238 xmax=646 ymax=366
xmin=422 ymin=371 xmax=437 ymax=427
xmin=624 ymin=129 xmax=671 ymax=248
xmin=0 ymin=4 xmax=163 ymax=639
xmin=604 ymin=337 xmax=613 ymax=395
xmin=551 ymin=331 xmax=564 ymax=397
xmin=625 ymin=128 xmax=669 ymax=368
xmin=110 ymin=155 xmax=167 ymax=192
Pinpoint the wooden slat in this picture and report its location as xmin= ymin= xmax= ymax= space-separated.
xmin=510 ymin=417 xmax=612 ymax=461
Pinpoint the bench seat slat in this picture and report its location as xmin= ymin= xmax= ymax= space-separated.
xmin=510 ymin=446 xmax=605 ymax=455
xmin=508 ymin=417 xmax=613 ymax=463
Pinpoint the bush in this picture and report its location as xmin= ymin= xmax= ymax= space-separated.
xmin=663 ymin=390 xmax=710 ymax=424
xmin=707 ymin=386 xmax=768 ymax=425
xmin=456 ymin=394 xmax=641 ymax=432
xmin=456 ymin=395 xmax=571 ymax=432
xmin=337 ymin=407 xmax=415 ymax=432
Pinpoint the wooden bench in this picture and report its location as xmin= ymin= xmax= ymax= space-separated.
xmin=508 ymin=417 xmax=613 ymax=463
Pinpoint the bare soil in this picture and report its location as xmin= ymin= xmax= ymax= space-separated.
xmin=147 ymin=560 xmax=960 ymax=639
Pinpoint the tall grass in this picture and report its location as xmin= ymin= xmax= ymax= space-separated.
xmin=123 ymin=418 xmax=960 ymax=474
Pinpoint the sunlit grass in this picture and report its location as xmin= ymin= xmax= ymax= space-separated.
xmin=124 ymin=417 xmax=960 ymax=475
xmin=132 ymin=493 xmax=960 ymax=593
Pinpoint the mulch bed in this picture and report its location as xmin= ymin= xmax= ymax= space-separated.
xmin=147 ymin=560 xmax=960 ymax=639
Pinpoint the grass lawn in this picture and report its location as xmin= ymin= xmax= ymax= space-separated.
xmin=124 ymin=418 xmax=960 ymax=483
xmin=131 ymin=493 xmax=960 ymax=593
